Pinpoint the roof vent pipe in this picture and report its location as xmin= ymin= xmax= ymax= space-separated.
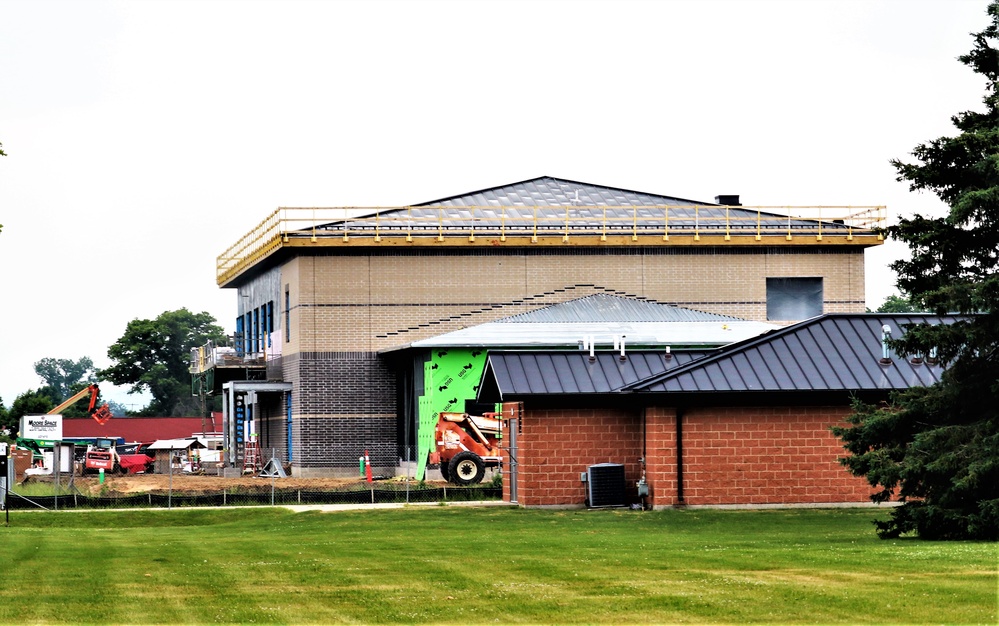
xmin=926 ymin=347 xmax=939 ymax=365
xmin=588 ymin=335 xmax=596 ymax=363
xmin=879 ymin=324 xmax=893 ymax=365
xmin=619 ymin=335 xmax=627 ymax=362
xmin=665 ymin=345 xmax=672 ymax=361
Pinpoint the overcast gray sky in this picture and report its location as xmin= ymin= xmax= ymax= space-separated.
xmin=0 ymin=0 xmax=989 ymax=410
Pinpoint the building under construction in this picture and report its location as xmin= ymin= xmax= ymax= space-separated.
xmin=194 ymin=176 xmax=884 ymax=477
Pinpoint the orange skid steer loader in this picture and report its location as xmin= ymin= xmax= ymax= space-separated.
xmin=430 ymin=411 xmax=502 ymax=485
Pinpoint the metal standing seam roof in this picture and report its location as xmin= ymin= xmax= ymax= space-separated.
xmin=494 ymin=293 xmax=744 ymax=323
xmin=478 ymin=350 xmax=710 ymax=400
xmin=400 ymin=294 xmax=779 ymax=351
xmin=624 ymin=314 xmax=959 ymax=393
xmin=476 ymin=314 xmax=959 ymax=400
xmin=316 ymin=176 xmax=859 ymax=236
xmin=146 ymin=438 xmax=207 ymax=451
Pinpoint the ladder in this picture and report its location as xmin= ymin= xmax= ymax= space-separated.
xmin=242 ymin=440 xmax=261 ymax=474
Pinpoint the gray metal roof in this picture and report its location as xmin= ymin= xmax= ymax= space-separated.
xmin=478 ymin=350 xmax=709 ymax=400
xmin=147 ymin=438 xmax=207 ymax=450
xmin=418 ymin=176 xmax=705 ymax=208
xmin=317 ymin=176 xmax=859 ymax=236
xmin=476 ymin=314 xmax=959 ymax=401
xmin=402 ymin=295 xmax=778 ymax=351
xmin=627 ymin=314 xmax=958 ymax=393
xmin=496 ymin=294 xmax=741 ymax=323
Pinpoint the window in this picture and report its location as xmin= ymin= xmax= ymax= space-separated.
xmin=253 ymin=308 xmax=260 ymax=353
xmin=766 ymin=277 xmax=823 ymax=320
xmin=244 ymin=312 xmax=252 ymax=353
xmin=266 ymin=301 xmax=274 ymax=348
xmin=235 ymin=316 xmax=245 ymax=356
xmin=284 ymin=285 xmax=291 ymax=342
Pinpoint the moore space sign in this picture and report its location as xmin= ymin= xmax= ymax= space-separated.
xmin=20 ymin=414 xmax=63 ymax=443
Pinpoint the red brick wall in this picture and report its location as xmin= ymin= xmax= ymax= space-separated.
xmin=509 ymin=404 xmax=880 ymax=508
xmin=508 ymin=408 xmax=643 ymax=507
xmin=645 ymin=407 xmax=678 ymax=506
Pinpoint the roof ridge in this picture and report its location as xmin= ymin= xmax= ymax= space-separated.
xmin=622 ymin=312 xmax=960 ymax=392
xmin=413 ymin=176 xmax=715 ymax=208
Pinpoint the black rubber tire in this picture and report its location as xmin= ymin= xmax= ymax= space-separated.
xmin=449 ymin=451 xmax=485 ymax=486
xmin=438 ymin=460 xmax=450 ymax=482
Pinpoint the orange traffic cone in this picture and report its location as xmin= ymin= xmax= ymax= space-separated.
xmin=364 ymin=449 xmax=373 ymax=483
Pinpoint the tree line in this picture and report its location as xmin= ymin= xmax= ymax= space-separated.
xmin=0 ymin=309 xmax=225 ymax=440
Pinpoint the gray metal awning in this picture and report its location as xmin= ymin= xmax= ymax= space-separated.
xmin=147 ymin=438 xmax=207 ymax=451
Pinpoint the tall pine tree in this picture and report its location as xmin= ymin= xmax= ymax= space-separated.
xmin=834 ymin=3 xmax=999 ymax=540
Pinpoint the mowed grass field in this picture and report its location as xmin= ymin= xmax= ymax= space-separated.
xmin=0 ymin=506 xmax=995 ymax=624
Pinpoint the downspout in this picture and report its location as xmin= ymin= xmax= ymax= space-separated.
xmin=676 ymin=408 xmax=684 ymax=504
xmin=286 ymin=392 xmax=293 ymax=463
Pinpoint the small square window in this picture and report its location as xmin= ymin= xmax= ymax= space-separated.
xmin=767 ymin=277 xmax=823 ymax=320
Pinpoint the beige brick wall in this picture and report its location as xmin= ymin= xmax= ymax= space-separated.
xmin=281 ymin=248 xmax=866 ymax=352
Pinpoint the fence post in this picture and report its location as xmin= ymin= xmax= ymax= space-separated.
xmin=168 ymin=452 xmax=173 ymax=510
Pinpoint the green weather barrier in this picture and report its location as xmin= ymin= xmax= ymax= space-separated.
xmin=415 ymin=348 xmax=488 ymax=480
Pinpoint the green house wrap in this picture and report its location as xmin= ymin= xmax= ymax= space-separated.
xmin=415 ymin=348 xmax=488 ymax=480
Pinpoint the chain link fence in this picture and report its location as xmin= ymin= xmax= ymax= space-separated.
xmin=2 ymin=446 xmax=502 ymax=512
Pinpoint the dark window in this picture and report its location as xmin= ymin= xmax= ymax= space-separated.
xmin=235 ymin=316 xmax=245 ymax=356
xmin=245 ymin=312 xmax=252 ymax=353
xmin=265 ymin=301 xmax=274 ymax=348
xmin=766 ymin=277 xmax=823 ymax=320
xmin=284 ymin=286 xmax=291 ymax=342
xmin=253 ymin=308 xmax=260 ymax=352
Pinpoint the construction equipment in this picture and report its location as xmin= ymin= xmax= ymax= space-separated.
xmin=430 ymin=411 xmax=502 ymax=485
xmin=49 ymin=384 xmax=113 ymax=425
xmin=15 ymin=385 xmax=114 ymax=471
xmin=82 ymin=438 xmax=154 ymax=475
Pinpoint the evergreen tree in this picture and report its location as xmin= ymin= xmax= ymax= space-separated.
xmin=835 ymin=3 xmax=999 ymax=539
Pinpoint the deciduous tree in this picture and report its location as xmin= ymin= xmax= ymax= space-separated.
xmin=874 ymin=294 xmax=922 ymax=313
xmin=100 ymin=309 xmax=225 ymax=416
xmin=33 ymin=356 xmax=97 ymax=401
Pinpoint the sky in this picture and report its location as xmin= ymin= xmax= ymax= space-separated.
xmin=0 ymin=0 xmax=990 ymax=410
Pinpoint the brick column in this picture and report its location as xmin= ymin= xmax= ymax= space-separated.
xmin=645 ymin=407 xmax=678 ymax=508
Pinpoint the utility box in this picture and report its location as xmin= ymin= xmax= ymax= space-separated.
xmin=587 ymin=463 xmax=626 ymax=508
xmin=12 ymin=449 xmax=32 ymax=482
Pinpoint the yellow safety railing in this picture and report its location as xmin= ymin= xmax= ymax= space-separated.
xmin=217 ymin=205 xmax=886 ymax=285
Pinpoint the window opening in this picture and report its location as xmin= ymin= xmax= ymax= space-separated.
xmin=766 ymin=277 xmax=823 ymax=320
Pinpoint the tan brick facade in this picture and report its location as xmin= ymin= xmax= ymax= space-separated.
xmin=286 ymin=247 xmax=866 ymax=353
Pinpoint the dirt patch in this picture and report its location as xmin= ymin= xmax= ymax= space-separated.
xmin=70 ymin=473 xmax=417 ymax=497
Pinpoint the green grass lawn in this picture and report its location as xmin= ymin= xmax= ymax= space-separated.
xmin=0 ymin=506 xmax=995 ymax=624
